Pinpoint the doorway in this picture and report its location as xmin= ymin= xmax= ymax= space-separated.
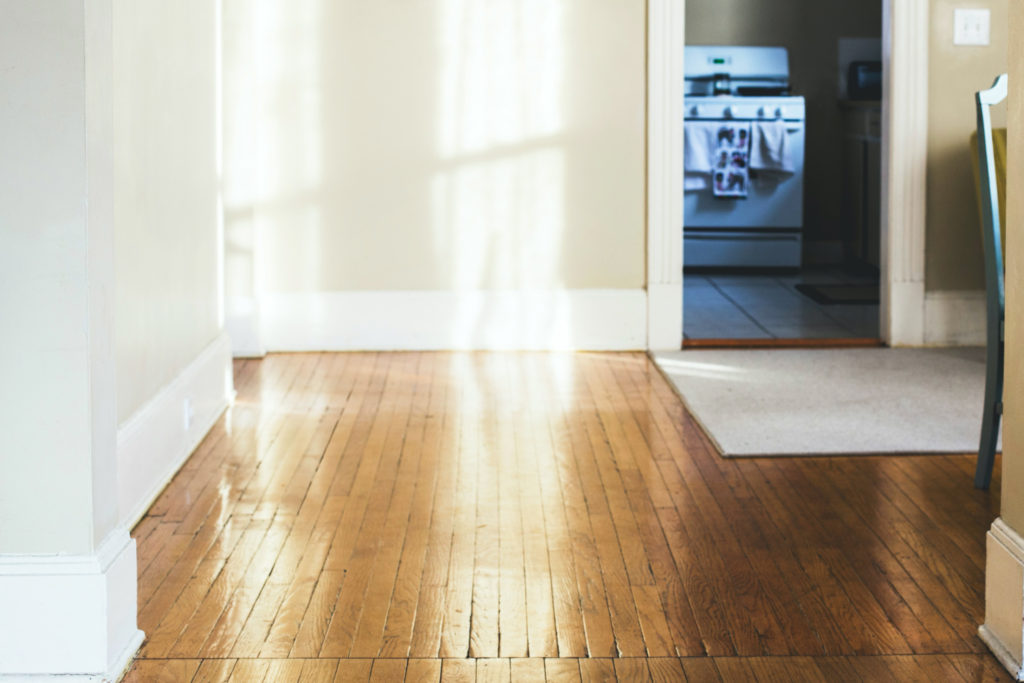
xmin=644 ymin=0 xmax=931 ymax=351
xmin=680 ymin=2 xmax=883 ymax=347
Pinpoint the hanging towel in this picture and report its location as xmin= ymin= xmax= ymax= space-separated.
xmin=684 ymin=122 xmax=720 ymax=191
xmin=750 ymin=121 xmax=794 ymax=174
xmin=712 ymin=123 xmax=751 ymax=199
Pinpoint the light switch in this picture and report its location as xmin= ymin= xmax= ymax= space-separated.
xmin=954 ymin=8 xmax=991 ymax=46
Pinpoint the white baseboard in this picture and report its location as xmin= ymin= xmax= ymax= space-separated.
xmin=649 ymin=283 xmax=683 ymax=351
xmin=225 ymin=295 xmax=265 ymax=358
xmin=884 ymin=279 xmax=925 ymax=346
xmin=261 ymin=289 xmax=648 ymax=351
xmin=117 ymin=332 xmax=234 ymax=528
xmin=924 ymin=290 xmax=986 ymax=346
xmin=981 ymin=518 xmax=1024 ymax=680
xmin=0 ymin=528 xmax=144 ymax=680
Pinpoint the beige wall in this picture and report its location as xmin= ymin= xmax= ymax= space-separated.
xmin=1001 ymin=0 xmax=1024 ymax=531
xmin=685 ymin=0 xmax=882 ymax=250
xmin=114 ymin=0 xmax=221 ymax=422
xmin=224 ymin=0 xmax=646 ymax=295
xmin=926 ymin=0 xmax=1009 ymax=292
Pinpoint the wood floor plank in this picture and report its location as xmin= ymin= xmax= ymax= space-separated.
xmin=351 ymin=359 xmax=433 ymax=658
xmin=405 ymin=659 xmax=443 ymax=682
xmin=614 ymin=658 xmax=652 ymax=681
xmin=369 ymin=658 xmax=407 ymax=683
xmin=191 ymin=658 xmax=238 ymax=682
xmin=509 ymin=658 xmax=545 ymax=681
xmin=439 ymin=658 xmax=475 ymax=683
xmin=545 ymin=658 xmax=582 ymax=682
xmin=476 ymin=658 xmax=511 ymax=683
xmin=438 ymin=406 xmax=479 ymax=658
xmin=647 ymin=657 xmax=687 ymax=682
xmin=469 ymin=374 xmax=501 ymax=659
xmin=679 ymin=657 xmax=723 ymax=682
xmin=578 ymin=658 xmax=616 ymax=683
xmin=332 ymin=659 xmax=373 ymax=682
xmin=125 ymin=352 xmax=1005 ymax=682
xmin=225 ymin=658 xmax=270 ymax=682
xmin=121 ymin=659 xmax=200 ymax=683
xmin=380 ymin=357 xmax=447 ymax=658
xmin=299 ymin=659 xmax=341 ymax=683
xmin=290 ymin=570 xmax=346 ymax=657
xmin=545 ymin=362 xmax=617 ymax=659
xmin=496 ymin=359 xmax=529 ymax=659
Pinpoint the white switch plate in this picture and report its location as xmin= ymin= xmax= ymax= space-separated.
xmin=954 ymin=8 xmax=991 ymax=46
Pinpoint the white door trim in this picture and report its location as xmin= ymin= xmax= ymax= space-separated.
xmin=646 ymin=0 xmax=929 ymax=349
xmin=646 ymin=0 xmax=685 ymax=350
xmin=880 ymin=0 xmax=928 ymax=346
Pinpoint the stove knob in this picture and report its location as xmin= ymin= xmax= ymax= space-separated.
xmin=724 ymin=106 xmax=734 ymax=118
xmin=775 ymin=107 xmax=784 ymax=119
xmin=690 ymin=105 xmax=700 ymax=117
xmin=757 ymin=107 xmax=766 ymax=118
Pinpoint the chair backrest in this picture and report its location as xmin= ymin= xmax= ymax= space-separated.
xmin=976 ymin=74 xmax=1008 ymax=317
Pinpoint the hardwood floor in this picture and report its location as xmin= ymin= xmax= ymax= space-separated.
xmin=126 ymin=352 xmax=1009 ymax=681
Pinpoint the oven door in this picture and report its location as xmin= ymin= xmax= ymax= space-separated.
xmin=684 ymin=119 xmax=805 ymax=229
xmin=684 ymin=119 xmax=805 ymax=268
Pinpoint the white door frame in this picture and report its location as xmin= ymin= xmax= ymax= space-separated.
xmin=645 ymin=0 xmax=929 ymax=349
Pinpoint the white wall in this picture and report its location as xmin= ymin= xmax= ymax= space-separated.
xmin=0 ymin=0 xmax=117 ymax=556
xmin=114 ymin=0 xmax=222 ymax=423
xmin=223 ymin=0 xmax=648 ymax=351
xmin=113 ymin=0 xmax=233 ymax=526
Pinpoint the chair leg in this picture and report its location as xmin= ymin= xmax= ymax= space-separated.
xmin=976 ymin=337 xmax=1004 ymax=489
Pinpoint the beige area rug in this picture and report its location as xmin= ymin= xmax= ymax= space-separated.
xmin=653 ymin=347 xmax=999 ymax=457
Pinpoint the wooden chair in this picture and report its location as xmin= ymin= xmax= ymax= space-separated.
xmin=974 ymin=73 xmax=1008 ymax=490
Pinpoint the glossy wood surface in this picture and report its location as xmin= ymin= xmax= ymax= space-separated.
xmin=127 ymin=352 xmax=1007 ymax=681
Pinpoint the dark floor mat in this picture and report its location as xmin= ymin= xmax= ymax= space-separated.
xmin=795 ymin=283 xmax=880 ymax=305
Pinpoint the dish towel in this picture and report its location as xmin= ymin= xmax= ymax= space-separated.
xmin=712 ymin=123 xmax=751 ymax=198
xmin=750 ymin=120 xmax=794 ymax=175
xmin=684 ymin=122 xmax=720 ymax=190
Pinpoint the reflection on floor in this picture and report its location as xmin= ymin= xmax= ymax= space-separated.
xmin=684 ymin=268 xmax=880 ymax=341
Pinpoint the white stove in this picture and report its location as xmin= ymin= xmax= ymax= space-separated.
xmin=684 ymin=46 xmax=807 ymax=268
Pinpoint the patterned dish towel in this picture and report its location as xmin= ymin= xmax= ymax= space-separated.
xmin=713 ymin=123 xmax=751 ymax=199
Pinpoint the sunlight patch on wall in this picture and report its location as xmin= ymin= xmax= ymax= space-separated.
xmin=437 ymin=0 xmax=565 ymax=158
xmin=432 ymin=0 xmax=570 ymax=345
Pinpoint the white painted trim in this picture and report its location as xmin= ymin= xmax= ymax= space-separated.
xmin=261 ymin=290 xmax=647 ymax=351
xmin=0 ymin=528 xmax=144 ymax=680
xmin=646 ymin=1 xmax=929 ymax=348
xmin=979 ymin=625 xmax=1024 ymax=682
xmin=117 ymin=332 xmax=234 ymax=528
xmin=225 ymin=295 xmax=266 ymax=358
xmin=880 ymin=0 xmax=929 ymax=346
xmin=924 ymin=290 xmax=986 ymax=346
xmin=645 ymin=0 xmax=685 ymax=350
xmin=981 ymin=518 xmax=1024 ymax=680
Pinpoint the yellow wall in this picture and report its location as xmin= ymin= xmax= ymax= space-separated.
xmin=113 ymin=0 xmax=221 ymax=422
xmin=223 ymin=0 xmax=646 ymax=295
xmin=685 ymin=0 xmax=882 ymax=251
xmin=926 ymin=0 xmax=1009 ymax=292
